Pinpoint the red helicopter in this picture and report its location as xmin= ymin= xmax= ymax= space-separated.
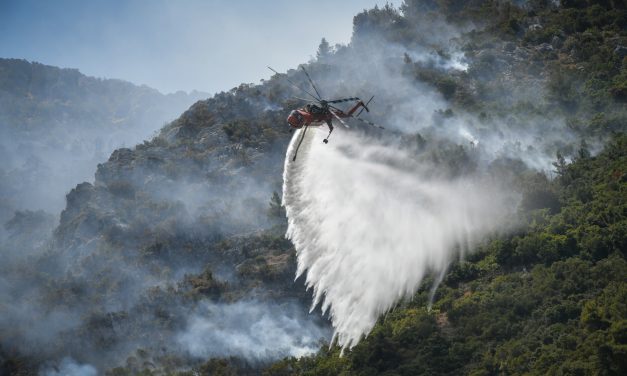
xmin=268 ymin=66 xmax=382 ymax=160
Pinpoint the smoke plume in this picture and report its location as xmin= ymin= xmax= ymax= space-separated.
xmin=40 ymin=358 xmax=97 ymax=376
xmin=177 ymin=300 xmax=330 ymax=361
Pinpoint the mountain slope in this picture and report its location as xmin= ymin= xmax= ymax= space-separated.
xmin=0 ymin=58 xmax=208 ymax=220
xmin=264 ymin=1 xmax=627 ymax=375
xmin=1 ymin=1 xmax=626 ymax=375
xmin=0 ymin=75 xmax=329 ymax=374
xmin=267 ymin=135 xmax=627 ymax=375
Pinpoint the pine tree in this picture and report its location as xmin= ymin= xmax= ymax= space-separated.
xmin=268 ymin=191 xmax=285 ymax=218
xmin=316 ymin=38 xmax=331 ymax=61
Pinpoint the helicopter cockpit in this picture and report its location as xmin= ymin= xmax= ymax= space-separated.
xmin=287 ymin=110 xmax=305 ymax=128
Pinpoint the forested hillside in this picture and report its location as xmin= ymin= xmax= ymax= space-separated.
xmin=265 ymin=1 xmax=627 ymax=375
xmin=0 ymin=65 xmax=320 ymax=375
xmin=0 ymin=58 xmax=207 ymax=221
xmin=267 ymin=136 xmax=626 ymax=375
xmin=1 ymin=1 xmax=625 ymax=375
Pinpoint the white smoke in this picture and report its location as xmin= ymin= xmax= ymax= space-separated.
xmin=282 ymin=126 xmax=513 ymax=350
xmin=40 ymin=357 xmax=97 ymax=376
xmin=177 ymin=300 xmax=330 ymax=360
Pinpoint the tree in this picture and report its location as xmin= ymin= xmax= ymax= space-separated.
xmin=316 ymin=38 xmax=331 ymax=61
xmin=552 ymin=151 xmax=568 ymax=176
xmin=268 ymin=191 xmax=285 ymax=219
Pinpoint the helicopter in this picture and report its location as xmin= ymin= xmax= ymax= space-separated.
xmin=268 ymin=66 xmax=383 ymax=160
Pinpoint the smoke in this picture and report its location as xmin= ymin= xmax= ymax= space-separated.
xmin=282 ymin=127 xmax=514 ymax=350
xmin=0 ymin=59 xmax=208 ymax=225
xmin=40 ymin=358 xmax=97 ymax=376
xmin=0 ymin=2 xmax=599 ymax=370
xmin=277 ymin=7 xmax=580 ymax=348
xmin=177 ymin=300 xmax=330 ymax=361
xmin=0 ymin=83 xmax=314 ymax=372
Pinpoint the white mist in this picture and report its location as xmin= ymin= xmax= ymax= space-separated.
xmin=283 ymin=126 xmax=512 ymax=350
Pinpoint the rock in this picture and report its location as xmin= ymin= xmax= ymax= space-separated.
xmin=614 ymin=45 xmax=627 ymax=60
xmin=536 ymin=43 xmax=553 ymax=52
xmin=108 ymin=148 xmax=134 ymax=164
xmin=528 ymin=24 xmax=542 ymax=31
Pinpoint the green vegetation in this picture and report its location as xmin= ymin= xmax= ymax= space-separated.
xmin=263 ymin=133 xmax=626 ymax=376
xmin=260 ymin=1 xmax=627 ymax=375
xmin=1 ymin=1 xmax=626 ymax=375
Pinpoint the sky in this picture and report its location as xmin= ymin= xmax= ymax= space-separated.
xmin=0 ymin=0 xmax=388 ymax=94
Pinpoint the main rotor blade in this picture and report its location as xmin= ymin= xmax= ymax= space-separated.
xmin=328 ymin=104 xmax=383 ymax=129
xmin=300 ymin=66 xmax=323 ymax=100
xmin=330 ymin=110 xmax=350 ymax=129
xmin=353 ymin=116 xmax=385 ymax=129
xmin=268 ymin=66 xmax=320 ymax=102
xmin=329 ymin=104 xmax=384 ymax=129
xmin=328 ymin=104 xmax=343 ymax=112
xmin=327 ymin=97 xmax=361 ymax=104
xmin=291 ymin=96 xmax=314 ymax=103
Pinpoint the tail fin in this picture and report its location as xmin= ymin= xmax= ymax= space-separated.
xmin=356 ymin=95 xmax=374 ymax=117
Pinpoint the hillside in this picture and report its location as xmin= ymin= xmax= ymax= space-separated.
xmin=265 ymin=1 xmax=627 ymax=375
xmin=1 ymin=1 xmax=626 ymax=375
xmin=0 ymin=58 xmax=207 ymax=222
xmin=267 ymin=135 xmax=627 ymax=375
xmin=0 ymin=68 xmax=323 ymax=375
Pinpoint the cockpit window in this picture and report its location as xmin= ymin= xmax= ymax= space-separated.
xmin=290 ymin=110 xmax=302 ymax=120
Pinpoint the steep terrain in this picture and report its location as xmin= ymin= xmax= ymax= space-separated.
xmin=0 ymin=58 xmax=207 ymax=222
xmin=266 ymin=2 xmax=627 ymax=375
xmin=0 ymin=76 xmax=329 ymax=375
xmin=1 ymin=1 xmax=626 ymax=375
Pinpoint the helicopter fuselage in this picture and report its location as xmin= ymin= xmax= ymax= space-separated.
xmin=287 ymin=109 xmax=330 ymax=129
xmin=287 ymin=101 xmax=364 ymax=129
